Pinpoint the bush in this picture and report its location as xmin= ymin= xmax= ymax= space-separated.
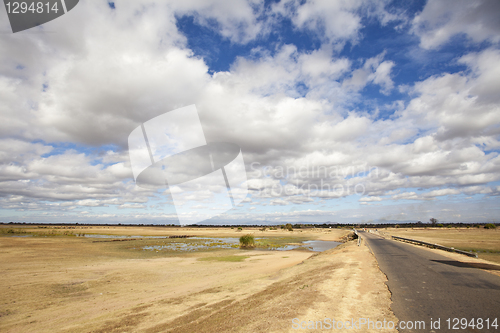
xmin=237 ymin=227 xmax=243 ymax=231
xmin=437 ymin=223 xmax=444 ymax=227
xmin=239 ymin=235 xmax=255 ymax=248
xmin=285 ymin=223 xmax=293 ymax=231
xmin=484 ymin=223 xmax=496 ymax=229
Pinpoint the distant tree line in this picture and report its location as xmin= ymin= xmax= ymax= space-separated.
xmin=1 ymin=221 xmax=498 ymax=229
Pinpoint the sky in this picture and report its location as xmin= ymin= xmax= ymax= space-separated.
xmin=1 ymin=0 xmax=500 ymax=225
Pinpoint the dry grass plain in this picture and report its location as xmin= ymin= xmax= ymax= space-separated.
xmin=0 ymin=225 xmax=397 ymax=333
xmin=385 ymin=227 xmax=500 ymax=264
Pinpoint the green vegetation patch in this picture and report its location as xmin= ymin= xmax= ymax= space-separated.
xmin=239 ymin=234 xmax=255 ymax=248
xmin=255 ymin=236 xmax=308 ymax=250
xmin=0 ymin=227 xmax=77 ymax=237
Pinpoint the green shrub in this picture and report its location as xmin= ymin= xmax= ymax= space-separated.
xmin=237 ymin=227 xmax=243 ymax=231
xmin=484 ymin=223 xmax=496 ymax=229
xmin=3 ymin=228 xmax=26 ymax=235
xmin=239 ymin=234 xmax=255 ymax=248
xmin=437 ymin=223 xmax=444 ymax=227
xmin=285 ymin=223 xmax=293 ymax=231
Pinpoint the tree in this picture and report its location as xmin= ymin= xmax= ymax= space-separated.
xmin=430 ymin=218 xmax=438 ymax=226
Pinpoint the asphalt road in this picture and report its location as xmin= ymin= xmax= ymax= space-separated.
xmin=360 ymin=231 xmax=500 ymax=333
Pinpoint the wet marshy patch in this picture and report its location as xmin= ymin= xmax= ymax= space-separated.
xmin=142 ymin=237 xmax=241 ymax=252
xmin=139 ymin=237 xmax=341 ymax=254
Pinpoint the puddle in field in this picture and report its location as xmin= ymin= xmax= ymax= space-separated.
xmin=143 ymin=237 xmax=240 ymax=252
xmin=6 ymin=232 xmax=341 ymax=252
xmin=274 ymin=240 xmax=341 ymax=252
xmin=141 ymin=237 xmax=341 ymax=252
xmin=302 ymin=240 xmax=341 ymax=252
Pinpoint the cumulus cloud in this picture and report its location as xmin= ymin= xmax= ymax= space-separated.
xmin=172 ymin=0 xmax=266 ymax=44
xmin=423 ymin=189 xmax=461 ymax=197
xmin=1 ymin=1 xmax=499 ymax=224
xmin=272 ymin=0 xmax=402 ymax=46
xmin=343 ymin=52 xmax=395 ymax=94
xmin=287 ymin=0 xmax=363 ymax=44
xmin=412 ymin=0 xmax=500 ymax=49
xmin=359 ymin=196 xmax=382 ymax=202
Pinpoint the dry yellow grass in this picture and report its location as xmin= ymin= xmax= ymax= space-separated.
xmin=385 ymin=227 xmax=500 ymax=264
xmin=0 ymin=225 xmax=396 ymax=332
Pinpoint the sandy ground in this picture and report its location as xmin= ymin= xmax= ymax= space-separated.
xmin=0 ymin=227 xmax=397 ymax=332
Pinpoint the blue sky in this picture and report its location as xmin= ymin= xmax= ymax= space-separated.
xmin=0 ymin=0 xmax=499 ymax=225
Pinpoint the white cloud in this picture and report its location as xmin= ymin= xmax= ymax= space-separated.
xmin=342 ymin=52 xmax=395 ymax=94
xmin=118 ymin=203 xmax=147 ymax=209
xmin=423 ymin=189 xmax=461 ymax=197
xmin=396 ymin=49 xmax=500 ymax=152
xmin=359 ymin=196 xmax=382 ymax=202
xmin=412 ymin=0 xmax=500 ymax=49
xmin=172 ymin=0 xmax=266 ymax=44
xmin=391 ymin=192 xmax=422 ymax=201
xmin=370 ymin=60 xmax=395 ymax=95
xmin=459 ymin=49 xmax=500 ymax=104
xmin=270 ymin=198 xmax=289 ymax=206
xmin=290 ymin=0 xmax=363 ymax=44
xmin=272 ymin=0 xmax=404 ymax=47
xmin=1 ymin=1 xmax=499 ymax=224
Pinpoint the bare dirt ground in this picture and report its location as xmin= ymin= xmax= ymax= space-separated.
xmin=0 ymin=226 xmax=396 ymax=332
